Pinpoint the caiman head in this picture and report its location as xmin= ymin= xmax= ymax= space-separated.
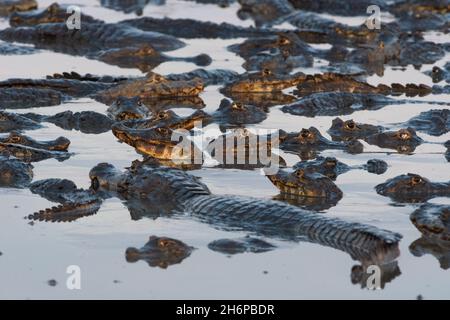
xmin=365 ymin=128 xmax=424 ymax=153
xmin=375 ymin=173 xmax=450 ymax=202
xmin=293 ymin=156 xmax=351 ymax=180
xmin=9 ymin=2 xmax=92 ymax=26
xmin=410 ymin=203 xmax=450 ymax=243
xmin=106 ymin=96 xmax=149 ymax=121
xmin=223 ymin=69 xmax=305 ymax=93
xmin=267 ymin=168 xmax=343 ymax=200
xmin=280 ymin=127 xmax=364 ymax=153
xmin=328 ymin=117 xmax=382 ymax=141
xmin=0 ymin=131 xmax=70 ymax=151
xmin=128 ymin=109 xmax=210 ymax=130
xmin=126 ymin=236 xmax=194 ymax=269
xmin=112 ymin=124 xmax=201 ymax=161
xmin=214 ymin=98 xmax=267 ymax=125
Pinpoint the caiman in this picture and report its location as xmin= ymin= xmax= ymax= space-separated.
xmin=0 ymin=155 xmax=33 ymax=188
xmin=0 ymin=132 xmax=70 ymax=151
xmin=0 ymin=21 xmax=185 ymax=53
xmin=126 ymin=236 xmax=194 ymax=269
xmin=279 ymin=127 xmax=364 ymax=156
xmin=0 ymin=142 xmax=72 ymax=162
xmin=28 ymin=162 xmax=403 ymax=265
xmin=221 ymin=69 xmax=305 ymax=93
xmin=0 ymin=111 xmax=42 ymax=132
xmin=364 ymin=128 xmax=424 ymax=153
xmin=0 ymin=87 xmax=66 ymax=109
xmin=95 ymin=72 xmax=204 ymax=105
xmin=293 ymin=73 xmax=434 ymax=97
xmin=328 ymin=118 xmax=383 ymax=141
xmin=292 ymin=156 xmax=388 ymax=180
xmin=0 ymin=0 xmax=36 ymax=16
xmin=24 ymin=111 xmax=114 ymax=134
xmin=208 ymin=236 xmax=275 ymax=255
xmin=410 ymin=203 xmax=450 ymax=243
xmin=281 ymin=92 xmax=449 ymax=118
xmin=212 ymin=99 xmax=267 ymax=126
xmin=376 ymin=173 xmax=450 ymax=202
xmin=266 ymin=168 xmax=343 ymax=201
xmin=106 ymin=97 xmax=150 ymax=122
xmin=410 ymin=236 xmax=450 ymax=270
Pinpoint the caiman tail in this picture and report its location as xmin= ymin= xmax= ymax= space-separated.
xmin=184 ymin=195 xmax=402 ymax=263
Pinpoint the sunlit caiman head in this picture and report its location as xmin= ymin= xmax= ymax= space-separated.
xmin=0 ymin=131 xmax=70 ymax=151
xmin=127 ymin=109 xmax=210 ymax=130
xmin=280 ymin=127 xmax=364 ymax=154
xmin=112 ymin=123 xmax=201 ymax=161
xmin=267 ymin=168 xmax=343 ymax=200
xmin=9 ymin=2 xmax=96 ymax=26
xmin=106 ymin=96 xmax=149 ymax=121
xmin=222 ymin=69 xmax=305 ymax=93
xmin=328 ymin=117 xmax=382 ymax=141
xmin=126 ymin=236 xmax=194 ymax=269
xmin=410 ymin=203 xmax=450 ymax=243
xmin=365 ymin=127 xmax=423 ymax=153
xmin=2 ymin=0 xmax=37 ymax=19
xmin=375 ymin=173 xmax=450 ymax=202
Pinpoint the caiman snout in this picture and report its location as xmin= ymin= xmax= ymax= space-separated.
xmin=111 ymin=123 xmax=135 ymax=146
xmin=89 ymin=163 xmax=123 ymax=191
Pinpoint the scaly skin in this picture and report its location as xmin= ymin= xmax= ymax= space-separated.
xmin=212 ymin=99 xmax=267 ymax=126
xmin=0 ymin=111 xmax=42 ymax=132
xmin=0 ymin=22 xmax=185 ymax=53
xmin=292 ymin=156 xmax=388 ymax=180
xmin=120 ymin=16 xmax=281 ymax=39
xmin=266 ymin=168 xmax=343 ymax=200
xmin=294 ymin=73 xmax=433 ymax=97
xmin=0 ymin=132 xmax=70 ymax=151
xmin=328 ymin=118 xmax=384 ymax=141
xmin=364 ymin=128 xmax=424 ymax=153
xmin=0 ymin=42 xmax=38 ymax=55
xmin=122 ymin=109 xmax=209 ymax=130
xmin=403 ymin=109 xmax=450 ymax=136
xmin=112 ymin=125 xmax=202 ymax=161
xmin=0 ymin=143 xmax=71 ymax=162
xmin=9 ymin=2 xmax=101 ymax=26
xmin=208 ymin=236 xmax=275 ymax=255
xmin=288 ymin=0 xmax=387 ymax=16
xmin=106 ymin=97 xmax=150 ymax=122
xmin=0 ymin=87 xmax=66 ymax=109
xmin=165 ymin=69 xmax=239 ymax=86
xmin=24 ymin=111 xmax=114 ymax=134
xmin=376 ymin=173 xmax=450 ymax=203
xmin=0 ymin=155 xmax=33 ymax=188
xmin=0 ymin=0 xmax=37 ymax=17
xmin=281 ymin=92 xmax=450 ymax=118
xmin=279 ymin=127 xmax=364 ymax=155
xmin=221 ymin=69 xmax=305 ymax=93
xmin=97 ymin=44 xmax=211 ymax=72
xmin=99 ymin=0 xmax=155 ymax=15
xmin=237 ymin=0 xmax=294 ymax=27
xmin=28 ymin=163 xmax=403 ymax=265
xmin=410 ymin=203 xmax=450 ymax=242
xmin=95 ymin=73 xmax=204 ymax=104
xmin=126 ymin=236 xmax=194 ymax=269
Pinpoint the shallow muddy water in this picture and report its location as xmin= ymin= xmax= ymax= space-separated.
xmin=0 ymin=0 xmax=449 ymax=299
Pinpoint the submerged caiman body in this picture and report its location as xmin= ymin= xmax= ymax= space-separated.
xmin=30 ymin=163 xmax=402 ymax=264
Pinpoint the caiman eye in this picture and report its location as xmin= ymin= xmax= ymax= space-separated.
xmin=294 ymin=169 xmax=304 ymax=178
xmin=432 ymin=67 xmax=439 ymax=74
xmin=158 ymin=239 xmax=169 ymax=247
xmin=397 ymin=129 xmax=411 ymax=140
xmin=300 ymin=129 xmax=313 ymax=139
xmin=379 ymin=41 xmax=385 ymax=49
xmin=10 ymin=134 xmax=21 ymax=143
xmin=115 ymin=99 xmax=121 ymax=106
xmin=232 ymin=102 xmax=244 ymax=110
xmin=262 ymin=69 xmax=272 ymax=76
xmin=344 ymin=120 xmax=356 ymax=130
xmin=278 ymin=36 xmax=290 ymax=45
xmin=157 ymin=112 xmax=167 ymax=119
xmin=411 ymin=176 xmax=422 ymax=185
xmin=137 ymin=100 xmax=142 ymax=106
